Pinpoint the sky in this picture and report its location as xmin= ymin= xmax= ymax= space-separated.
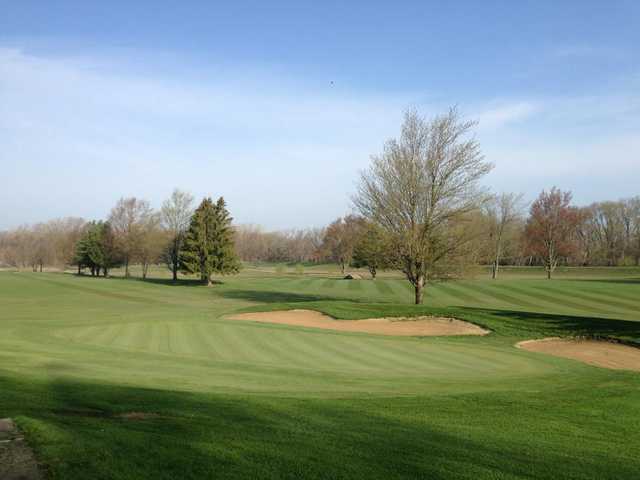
xmin=1 ymin=0 xmax=639 ymax=230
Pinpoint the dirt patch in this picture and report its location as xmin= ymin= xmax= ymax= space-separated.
xmin=227 ymin=309 xmax=488 ymax=336
xmin=0 ymin=418 xmax=43 ymax=480
xmin=517 ymin=338 xmax=640 ymax=371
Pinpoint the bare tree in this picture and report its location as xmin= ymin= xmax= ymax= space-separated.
xmin=524 ymin=188 xmax=580 ymax=279
xmin=161 ymin=189 xmax=194 ymax=281
xmin=138 ymin=212 xmax=165 ymax=279
xmin=354 ymin=108 xmax=492 ymax=304
xmin=484 ymin=192 xmax=525 ymax=279
xmin=108 ymin=197 xmax=155 ymax=277
xmin=320 ymin=215 xmax=366 ymax=275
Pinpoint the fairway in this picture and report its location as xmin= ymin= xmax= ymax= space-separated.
xmin=1 ymin=269 xmax=640 ymax=479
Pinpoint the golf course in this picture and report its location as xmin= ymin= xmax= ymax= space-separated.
xmin=1 ymin=267 xmax=639 ymax=479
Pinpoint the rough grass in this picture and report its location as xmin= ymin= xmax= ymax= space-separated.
xmin=0 ymin=268 xmax=639 ymax=479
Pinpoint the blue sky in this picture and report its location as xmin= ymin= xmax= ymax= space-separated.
xmin=1 ymin=1 xmax=639 ymax=229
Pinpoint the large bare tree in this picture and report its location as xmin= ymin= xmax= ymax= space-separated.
xmin=354 ymin=108 xmax=492 ymax=304
xmin=161 ymin=189 xmax=195 ymax=281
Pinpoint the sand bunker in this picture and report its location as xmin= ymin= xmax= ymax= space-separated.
xmin=517 ymin=338 xmax=640 ymax=372
xmin=228 ymin=309 xmax=488 ymax=336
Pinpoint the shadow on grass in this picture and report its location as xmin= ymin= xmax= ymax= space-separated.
xmin=134 ymin=277 xmax=208 ymax=287
xmin=570 ymin=277 xmax=640 ymax=285
xmin=461 ymin=307 xmax=640 ymax=342
xmin=219 ymin=289 xmax=337 ymax=303
xmin=2 ymin=373 xmax=637 ymax=480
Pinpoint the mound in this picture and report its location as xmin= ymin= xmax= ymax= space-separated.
xmin=343 ymin=273 xmax=363 ymax=280
xmin=227 ymin=309 xmax=488 ymax=336
xmin=517 ymin=338 xmax=640 ymax=372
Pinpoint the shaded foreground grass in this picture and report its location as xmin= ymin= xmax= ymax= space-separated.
xmin=1 ymin=271 xmax=639 ymax=479
xmin=2 ymin=373 xmax=639 ymax=480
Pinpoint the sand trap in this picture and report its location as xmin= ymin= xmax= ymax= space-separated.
xmin=227 ymin=309 xmax=488 ymax=336
xmin=517 ymin=338 xmax=640 ymax=372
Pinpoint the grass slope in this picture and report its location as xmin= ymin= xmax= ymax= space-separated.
xmin=0 ymin=270 xmax=639 ymax=479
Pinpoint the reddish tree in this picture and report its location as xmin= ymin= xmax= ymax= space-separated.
xmin=525 ymin=188 xmax=580 ymax=279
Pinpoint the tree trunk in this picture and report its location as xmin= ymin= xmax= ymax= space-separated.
xmin=369 ymin=266 xmax=377 ymax=279
xmin=414 ymin=275 xmax=425 ymax=304
xmin=492 ymin=243 xmax=501 ymax=279
xmin=547 ymin=268 xmax=551 ymax=280
xmin=103 ymin=267 xmax=108 ymax=277
xmin=77 ymin=264 xmax=81 ymax=275
xmin=124 ymin=258 xmax=130 ymax=278
xmin=172 ymin=264 xmax=178 ymax=282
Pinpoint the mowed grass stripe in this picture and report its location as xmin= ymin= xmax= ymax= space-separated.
xmin=321 ymin=278 xmax=337 ymax=289
xmin=523 ymin=284 xmax=616 ymax=316
xmin=538 ymin=283 xmax=640 ymax=314
xmin=373 ymin=279 xmax=394 ymax=296
xmin=242 ymin=327 xmax=308 ymax=366
xmin=424 ymin=283 xmax=461 ymax=307
xmin=263 ymin=329 xmax=334 ymax=369
xmin=498 ymin=283 xmax=609 ymax=315
xmin=470 ymin=282 xmax=545 ymax=310
xmin=383 ymin=341 xmax=510 ymax=374
xmin=297 ymin=277 xmax=316 ymax=288
xmin=435 ymin=282 xmax=487 ymax=306
xmin=452 ymin=281 xmax=531 ymax=310
xmin=577 ymin=282 xmax=640 ymax=305
xmin=111 ymin=322 xmax=139 ymax=349
xmin=191 ymin=322 xmax=221 ymax=358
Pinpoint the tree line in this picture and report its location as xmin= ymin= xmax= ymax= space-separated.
xmin=0 ymin=191 xmax=239 ymax=285
xmin=1 ymin=108 xmax=639 ymax=302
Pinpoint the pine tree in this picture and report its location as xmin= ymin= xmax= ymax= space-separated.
xmin=74 ymin=221 xmax=122 ymax=276
xmin=180 ymin=197 xmax=240 ymax=284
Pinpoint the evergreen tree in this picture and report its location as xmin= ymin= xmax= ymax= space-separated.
xmin=180 ymin=197 xmax=240 ymax=284
xmin=74 ymin=221 xmax=122 ymax=276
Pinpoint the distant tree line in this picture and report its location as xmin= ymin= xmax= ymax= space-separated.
xmin=2 ymin=191 xmax=639 ymax=279
xmin=233 ymin=225 xmax=325 ymax=264
xmin=2 ymin=108 xmax=639 ymax=301
xmin=0 ymin=190 xmax=240 ymax=284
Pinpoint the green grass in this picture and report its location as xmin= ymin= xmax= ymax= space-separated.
xmin=0 ymin=268 xmax=639 ymax=479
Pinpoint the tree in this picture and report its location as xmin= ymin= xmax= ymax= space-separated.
xmin=108 ymin=197 xmax=154 ymax=277
xmin=320 ymin=215 xmax=366 ymax=274
xmin=591 ymin=201 xmax=626 ymax=266
xmin=180 ymin=197 xmax=241 ymax=285
xmin=74 ymin=221 xmax=122 ymax=276
xmin=483 ymin=192 xmax=525 ymax=279
xmin=161 ymin=189 xmax=195 ymax=281
xmin=138 ymin=212 xmax=165 ymax=280
xmin=354 ymin=108 xmax=492 ymax=304
xmin=525 ymin=188 xmax=580 ymax=279
xmin=351 ymin=223 xmax=391 ymax=279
